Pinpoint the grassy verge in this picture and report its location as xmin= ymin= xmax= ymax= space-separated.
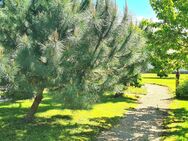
xmin=142 ymin=73 xmax=188 ymax=141
xmin=0 ymin=86 xmax=146 ymax=141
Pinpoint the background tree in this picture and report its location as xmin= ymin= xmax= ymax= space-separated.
xmin=142 ymin=0 xmax=188 ymax=85
xmin=0 ymin=0 xmax=147 ymax=121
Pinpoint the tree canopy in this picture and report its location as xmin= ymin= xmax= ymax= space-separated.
xmin=143 ymin=0 xmax=188 ymax=76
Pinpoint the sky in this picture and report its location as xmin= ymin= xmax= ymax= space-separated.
xmin=116 ymin=0 xmax=157 ymax=21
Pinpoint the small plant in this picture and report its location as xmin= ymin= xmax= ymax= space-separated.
xmin=176 ymin=80 xmax=188 ymax=99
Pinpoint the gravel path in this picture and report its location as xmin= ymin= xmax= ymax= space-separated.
xmin=97 ymin=84 xmax=172 ymax=141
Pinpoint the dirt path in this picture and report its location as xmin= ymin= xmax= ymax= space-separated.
xmin=97 ymin=84 xmax=172 ymax=141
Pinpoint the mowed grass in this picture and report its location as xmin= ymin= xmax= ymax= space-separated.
xmin=0 ymin=87 xmax=146 ymax=141
xmin=142 ymin=73 xmax=188 ymax=92
xmin=142 ymin=73 xmax=188 ymax=141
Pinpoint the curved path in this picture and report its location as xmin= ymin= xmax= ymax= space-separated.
xmin=98 ymin=84 xmax=172 ymax=141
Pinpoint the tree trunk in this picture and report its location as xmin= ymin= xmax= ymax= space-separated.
xmin=25 ymin=88 xmax=44 ymax=122
xmin=176 ymin=68 xmax=180 ymax=88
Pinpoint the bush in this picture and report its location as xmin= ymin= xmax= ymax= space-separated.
xmin=176 ymin=80 xmax=188 ymax=99
xmin=157 ymin=71 xmax=168 ymax=78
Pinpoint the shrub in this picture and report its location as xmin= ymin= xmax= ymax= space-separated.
xmin=157 ymin=71 xmax=168 ymax=78
xmin=176 ymin=80 xmax=188 ymax=99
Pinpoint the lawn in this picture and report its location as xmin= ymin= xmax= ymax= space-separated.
xmin=142 ymin=73 xmax=188 ymax=92
xmin=142 ymin=73 xmax=188 ymax=141
xmin=0 ymin=87 xmax=146 ymax=141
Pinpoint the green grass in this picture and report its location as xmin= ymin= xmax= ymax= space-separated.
xmin=0 ymin=87 xmax=146 ymax=141
xmin=142 ymin=73 xmax=188 ymax=92
xmin=142 ymin=73 xmax=188 ymax=141
xmin=163 ymin=100 xmax=188 ymax=141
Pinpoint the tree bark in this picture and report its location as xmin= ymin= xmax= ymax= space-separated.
xmin=176 ymin=68 xmax=180 ymax=88
xmin=25 ymin=88 xmax=44 ymax=122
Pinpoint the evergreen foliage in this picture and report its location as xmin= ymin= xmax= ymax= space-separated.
xmin=0 ymin=0 xmax=147 ymax=120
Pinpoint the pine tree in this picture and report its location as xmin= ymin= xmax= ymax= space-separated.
xmin=0 ymin=0 xmax=147 ymax=121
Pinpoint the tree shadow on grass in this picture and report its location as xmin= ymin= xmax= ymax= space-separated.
xmin=0 ymin=110 xmax=123 ymax=141
xmin=99 ymin=95 xmax=137 ymax=104
xmin=0 ymin=105 xmax=66 ymax=122
xmin=0 ymin=94 xmax=137 ymax=141
xmin=142 ymin=77 xmax=175 ymax=80
xmin=0 ymin=107 xmax=172 ymax=141
xmin=162 ymin=108 xmax=188 ymax=140
xmin=0 ymin=117 xmax=79 ymax=141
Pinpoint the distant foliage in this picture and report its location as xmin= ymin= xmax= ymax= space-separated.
xmin=176 ymin=80 xmax=188 ymax=99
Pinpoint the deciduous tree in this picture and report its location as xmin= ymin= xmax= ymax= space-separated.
xmin=143 ymin=0 xmax=188 ymax=85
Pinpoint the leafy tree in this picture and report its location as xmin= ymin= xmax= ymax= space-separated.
xmin=0 ymin=0 xmax=147 ymax=121
xmin=142 ymin=0 xmax=187 ymax=84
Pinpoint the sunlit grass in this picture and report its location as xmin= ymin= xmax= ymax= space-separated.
xmin=126 ymin=86 xmax=147 ymax=95
xmin=142 ymin=73 xmax=188 ymax=141
xmin=142 ymin=73 xmax=188 ymax=92
xmin=163 ymin=100 xmax=188 ymax=141
xmin=0 ymin=86 xmax=146 ymax=141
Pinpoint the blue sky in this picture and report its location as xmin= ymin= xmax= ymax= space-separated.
xmin=116 ymin=0 xmax=157 ymax=20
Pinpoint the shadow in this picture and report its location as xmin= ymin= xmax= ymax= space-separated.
xmin=97 ymin=107 xmax=170 ymax=140
xmin=142 ymin=77 xmax=175 ymax=80
xmin=0 ymin=93 xmax=137 ymax=141
xmin=99 ymin=95 xmax=137 ymax=104
xmin=0 ymin=107 xmax=123 ymax=141
xmin=162 ymin=108 xmax=188 ymax=140
xmin=0 ymin=116 xmax=84 ymax=141
xmin=3 ymin=96 xmax=187 ymax=140
xmin=176 ymin=96 xmax=188 ymax=100
xmin=162 ymin=97 xmax=175 ymax=101
xmin=51 ymin=115 xmax=72 ymax=120
xmin=95 ymin=106 xmax=188 ymax=141
xmin=0 ymin=101 xmax=15 ymax=107
xmin=41 ymin=97 xmax=58 ymax=105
